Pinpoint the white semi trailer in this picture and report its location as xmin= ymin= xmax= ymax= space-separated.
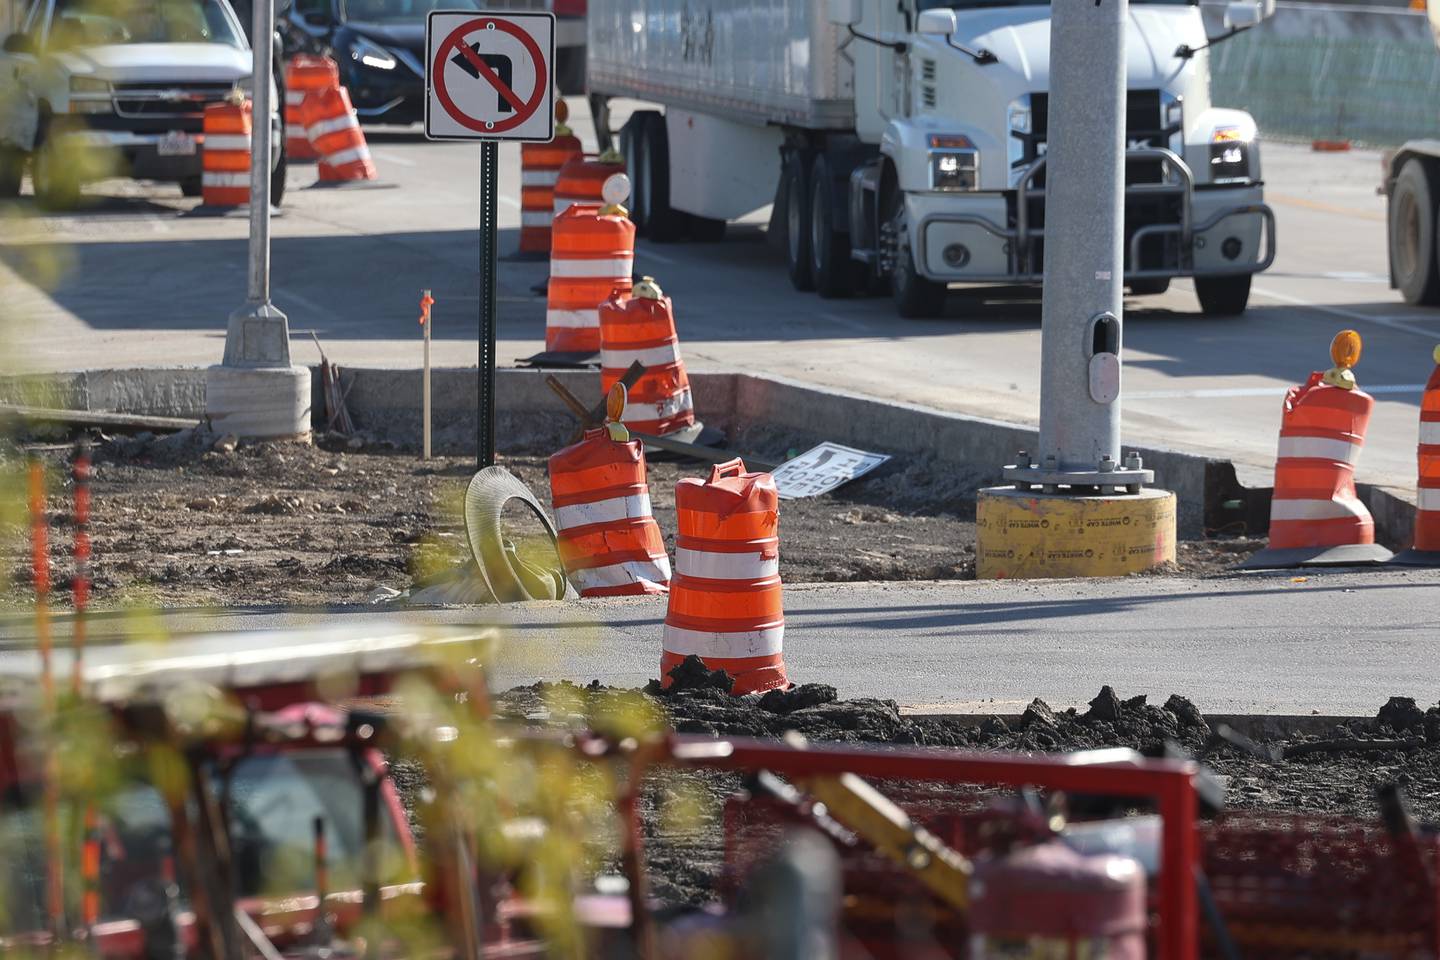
xmin=586 ymin=0 xmax=1276 ymax=318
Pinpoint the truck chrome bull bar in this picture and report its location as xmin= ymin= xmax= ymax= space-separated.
xmin=913 ymin=146 xmax=1275 ymax=282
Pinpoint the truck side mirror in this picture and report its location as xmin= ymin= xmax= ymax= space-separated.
xmin=917 ymin=9 xmax=957 ymax=35
xmin=1222 ymin=0 xmax=1265 ymax=30
xmin=826 ymin=0 xmax=861 ymax=27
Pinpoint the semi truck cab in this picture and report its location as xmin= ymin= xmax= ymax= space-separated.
xmin=591 ymin=0 xmax=1276 ymax=319
xmin=844 ymin=0 xmax=1275 ymax=317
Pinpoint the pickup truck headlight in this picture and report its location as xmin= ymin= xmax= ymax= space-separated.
xmin=351 ymin=36 xmax=397 ymax=71
xmin=68 ymin=75 xmax=112 ymax=112
xmin=929 ymin=134 xmax=979 ymax=191
xmin=1208 ymin=125 xmax=1252 ymax=182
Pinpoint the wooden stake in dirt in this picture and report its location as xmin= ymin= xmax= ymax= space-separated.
xmin=28 ymin=458 xmax=64 ymax=939
xmin=420 ymin=290 xmax=434 ymax=461
xmin=71 ymin=437 xmax=91 ymax=695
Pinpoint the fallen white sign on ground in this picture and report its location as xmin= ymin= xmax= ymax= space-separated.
xmin=771 ymin=442 xmax=891 ymax=500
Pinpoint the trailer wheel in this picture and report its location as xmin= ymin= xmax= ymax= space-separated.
xmin=639 ymin=111 xmax=687 ymax=242
xmin=783 ymin=151 xmax=814 ymax=291
xmin=809 ymin=153 xmax=852 ymax=298
xmin=1389 ymin=158 xmax=1440 ymax=306
xmin=619 ymin=114 xmax=648 ymax=234
xmin=1194 ymin=274 xmax=1252 ymax=317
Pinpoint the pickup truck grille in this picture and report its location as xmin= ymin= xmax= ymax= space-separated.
xmin=113 ymin=82 xmax=238 ymax=120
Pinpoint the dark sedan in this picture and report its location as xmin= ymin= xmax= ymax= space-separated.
xmin=287 ymin=0 xmax=480 ymax=124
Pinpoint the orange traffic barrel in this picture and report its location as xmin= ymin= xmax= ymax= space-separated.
xmin=520 ymin=127 xmax=582 ymax=256
xmin=549 ymin=427 xmax=671 ymax=596
xmin=545 ymin=203 xmax=635 ymax=356
xmin=662 ymin=459 xmax=788 ymax=695
xmin=201 ymin=99 xmax=251 ymax=207
xmin=1394 ymin=345 xmax=1440 ymax=565
xmin=1243 ymin=331 xmax=1393 ymax=568
xmin=285 ymin=54 xmax=338 ymax=163
xmin=599 ymin=277 xmax=696 ymax=438
xmin=553 ymin=150 xmax=625 ymax=217
xmin=303 ymin=85 xmax=376 ymax=183
xmin=80 ymin=805 xmax=101 ymax=928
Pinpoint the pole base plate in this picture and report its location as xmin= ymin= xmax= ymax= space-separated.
xmin=976 ymin=485 xmax=1177 ymax=580
xmin=1003 ymin=462 xmax=1155 ymax=494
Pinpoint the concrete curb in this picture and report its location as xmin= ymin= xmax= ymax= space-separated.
xmin=1 ymin=365 xmax=1419 ymax=544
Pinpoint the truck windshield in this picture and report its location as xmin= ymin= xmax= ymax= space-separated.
xmin=48 ymin=0 xmax=244 ymax=47
xmin=340 ymin=0 xmax=478 ymax=23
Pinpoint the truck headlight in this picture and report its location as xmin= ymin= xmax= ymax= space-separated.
xmin=929 ymin=134 xmax=979 ymax=191
xmin=1209 ymin=142 xmax=1250 ymax=182
xmin=68 ymin=75 xmax=112 ymax=112
xmin=1007 ymin=99 xmax=1031 ymax=136
xmin=351 ymin=36 xmax=397 ymax=71
xmin=1208 ymin=125 xmax=1253 ymax=182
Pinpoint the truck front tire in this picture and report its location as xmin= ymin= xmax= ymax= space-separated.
xmin=783 ymin=151 xmax=814 ymax=292
xmin=1389 ymin=158 xmax=1440 ymax=306
xmin=1194 ymin=274 xmax=1252 ymax=316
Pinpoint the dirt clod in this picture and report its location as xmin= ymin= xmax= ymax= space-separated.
xmin=1377 ymin=696 xmax=1427 ymax=733
xmin=1086 ymin=685 xmax=1123 ymax=722
xmin=1020 ymin=697 xmax=1057 ymax=729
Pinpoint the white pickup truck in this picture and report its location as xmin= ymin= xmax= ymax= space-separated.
xmin=588 ymin=0 xmax=1277 ymax=318
xmin=0 ymin=0 xmax=282 ymax=208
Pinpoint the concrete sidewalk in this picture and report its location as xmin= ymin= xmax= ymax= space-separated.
xmin=5 ymin=568 xmax=1437 ymax=716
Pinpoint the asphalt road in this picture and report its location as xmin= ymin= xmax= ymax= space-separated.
xmin=4 ymin=568 xmax=1438 ymax=715
xmin=2 ymin=98 xmax=1438 ymax=493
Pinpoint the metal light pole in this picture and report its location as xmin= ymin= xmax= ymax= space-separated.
xmin=222 ymin=0 xmax=289 ymax=366
xmin=1003 ymin=0 xmax=1150 ymax=494
xmin=978 ymin=0 xmax=1177 ymax=581
xmin=206 ymin=0 xmax=311 ymax=439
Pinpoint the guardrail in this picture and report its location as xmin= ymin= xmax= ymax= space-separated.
xmin=1203 ymin=1 xmax=1440 ymax=146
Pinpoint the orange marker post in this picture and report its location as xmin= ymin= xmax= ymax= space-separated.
xmin=420 ymin=290 xmax=434 ymax=461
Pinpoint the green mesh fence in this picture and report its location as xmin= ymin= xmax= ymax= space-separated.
xmin=1210 ymin=32 xmax=1440 ymax=146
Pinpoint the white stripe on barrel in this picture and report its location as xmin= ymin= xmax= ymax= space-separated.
xmin=1420 ymin=488 xmax=1440 ymax=511
xmin=602 ymin=342 xmax=680 ymax=369
xmin=676 ymin=547 xmax=778 ymax=580
xmin=1421 ymin=421 xmax=1440 ymax=446
xmin=549 ymin=257 xmax=634 ymax=278
xmin=202 ymin=172 xmax=249 ymax=188
xmin=663 ymin=624 xmax=784 ymax=658
xmin=572 ymin=557 xmax=674 ymax=591
xmin=1276 ymin=435 xmax=1361 ymax=465
xmin=1269 ymin=497 xmax=1370 ymax=522
xmin=622 ymin=389 xmax=693 ymax=422
xmin=326 ymin=145 xmax=372 ymax=167
xmin=546 ymin=308 xmax=600 ymax=329
xmin=522 ymin=170 xmax=559 ymax=186
xmin=204 ymin=134 xmax=251 ymax=151
xmin=521 ymin=210 xmax=552 ymax=227
xmin=555 ymin=493 xmax=654 ymax=530
xmin=306 ymin=114 xmax=358 ymax=139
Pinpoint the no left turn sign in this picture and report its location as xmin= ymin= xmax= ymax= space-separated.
xmin=425 ymin=10 xmax=554 ymax=142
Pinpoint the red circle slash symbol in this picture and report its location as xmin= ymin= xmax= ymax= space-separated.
xmin=432 ymin=18 xmax=547 ymax=135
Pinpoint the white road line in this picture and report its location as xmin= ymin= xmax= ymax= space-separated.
xmin=1128 ymin=383 xmax=1426 ymax=400
xmin=819 ymin=310 xmax=880 ymax=334
xmin=274 ymin=285 xmax=341 ymax=323
xmin=635 ymin=243 xmax=678 ymax=265
xmin=368 ymin=150 xmax=416 ymax=167
xmin=1250 ymin=284 xmax=1435 ymax=337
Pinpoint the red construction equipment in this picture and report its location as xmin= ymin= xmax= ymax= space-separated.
xmin=303 ymin=85 xmax=376 ymax=183
xmin=544 ymin=202 xmax=635 ymax=356
xmin=519 ymin=115 xmax=583 ymax=256
xmin=285 ymin=54 xmax=338 ymax=163
xmin=1243 ymin=330 xmax=1393 ymax=568
xmin=1395 ymin=344 xmax=1440 ymax=565
xmin=553 ymin=149 xmax=626 ymax=217
xmin=548 ymin=426 xmax=672 ymax=597
xmin=200 ymin=99 xmax=251 ymax=207
xmin=662 ymin=459 xmax=787 ymax=695
xmin=599 ymin=276 xmax=698 ymax=440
